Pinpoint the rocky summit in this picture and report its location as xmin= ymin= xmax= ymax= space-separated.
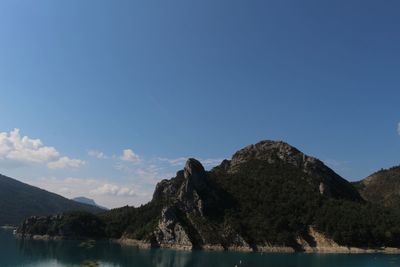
xmin=17 ymin=140 xmax=400 ymax=252
xmin=217 ymin=140 xmax=361 ymax=201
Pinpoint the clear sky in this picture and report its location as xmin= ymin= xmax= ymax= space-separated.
xmin=0 ymin=0 xmax=399 ymax=208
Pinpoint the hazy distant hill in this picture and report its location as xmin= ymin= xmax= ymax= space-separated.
xmin=0 ymin=174 xmax=103 ymax=226
xmin=22 ymin=140 xmax=400 ymax=251
xmin=353 ymin=166 xmax=400 ymax=209
xmin=72 ymin=196 xmax=108 ymax=210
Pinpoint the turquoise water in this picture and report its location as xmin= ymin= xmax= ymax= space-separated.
xmin=1 ymin=229 xmax=400 ymax=267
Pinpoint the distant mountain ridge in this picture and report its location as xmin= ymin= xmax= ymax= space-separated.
xmin=20 ymin=140 xmax=400 ymax=252
xmin=353 ymin=165 xmax=400 ymax=209
xmin=72 ymin=197 xmax=108 ymax=210
xmin=0 ymin=174 xmax=103 ymax=226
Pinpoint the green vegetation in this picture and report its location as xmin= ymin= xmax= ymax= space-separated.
xmin=315 ymin=199 xmax=400 ymax=247
xmin=207 ymin=160 xmax=400 ymax=247
xmin=99 ymin=200 xmax=164 ymax=240
xmin=353 ymin=166 xmax=400 ymax=209
xmin=20 ymin=211 xmax=106 ymax=239
xmin=208 ymin=160 xmax=322 ymax=246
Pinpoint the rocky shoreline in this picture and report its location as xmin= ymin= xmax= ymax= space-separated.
xmin=117 ymin=236 xmax=400 ymax=254
xmin=15 ymin=232 xmax=400 ymax=254
xmin=117 ymin=225 xmax=400 ymax=254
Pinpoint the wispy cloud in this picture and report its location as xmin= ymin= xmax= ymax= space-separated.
xmin=90 ymin=183 xmax=137 ymax=197
xmin=157 ymin=157 xmax=187 ymax=166
xmin=47 ymin=156 xmax=85 ymax=169
xmin=88 ymin=150 xmax=108 ymax=159
xmin=120 ymin=149 xmax=140 ymax=163
xmin=157 ymin=157 xmax=223 ymax=167
xmin=31 ymin=177 xmax=152 ymax=208
xmin=200 ymin=158 xmax=224 ymax=166
xmin=397 ymin=122 xmax=400 ymax=136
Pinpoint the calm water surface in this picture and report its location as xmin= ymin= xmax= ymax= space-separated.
xmin=1 ymin=228 xmax=400 ymax=267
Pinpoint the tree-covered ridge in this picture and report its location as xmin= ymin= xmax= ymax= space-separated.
xmin=16 ymin=141 xmax=400 ymax=250
xmin=353 ymin=165 xmax=400 ymax=209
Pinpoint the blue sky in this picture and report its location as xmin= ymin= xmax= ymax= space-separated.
xmin=0 ymin=0 xmax=399 ymax=208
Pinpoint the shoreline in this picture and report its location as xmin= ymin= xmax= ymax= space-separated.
xmin=15 ymin=233 xmax=400 ymax=254
xmin=117 ymin=238 xmax=400 ymax=254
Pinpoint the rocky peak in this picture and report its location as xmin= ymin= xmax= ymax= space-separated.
xmin=184 ymin=158 xmax=206 ymax=179
xmin=152 ymin=158 xmax=209 ymax=216
xmin=229 ymin=140 xmax=315 ymax=171
xmin=183 ymin=158 xmax=207 ymax=193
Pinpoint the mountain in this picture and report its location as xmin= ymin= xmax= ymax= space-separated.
xmin=17 ymin=141 xmax=400 ymax=252
xmin=0 ymin=174 xmax=104 ymax=226
xmin=72 ymin=197 xmax=108 ymax=210
xmin=72 ymin=197 xmax=98 ymax=206
xmin=353 ymin=165 xmax=400 ymax=209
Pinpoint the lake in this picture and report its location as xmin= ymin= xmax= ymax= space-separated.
xmin=1 ymin=228 xmax=400 ymax=267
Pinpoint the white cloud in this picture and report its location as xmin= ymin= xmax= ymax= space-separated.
xmin=88 ymin=150 xmax=108 ymax=159
xmin=397 ymin=122 xmax=400 ymax=136
xmin=0 ymin=129 xmax=85 ymax=170
xmin=157 ymin=157 xmax=187 ymax=166
xmin=200 ymin=158 xmax=223 ymax=166
xmin=47 ymin=156 xmax=85 ymax=169
xmin=30 ymin=177 xmax=152 ymax=208
xmin=120 ymin=149 xmax=140 ymax=163
xmin=90 ymin=183 xmax=137 ymax=197
xmin=90 ymin=183 xmax=119 ymax=195
xmin=0 ymin=128 xmax=59 ymax=163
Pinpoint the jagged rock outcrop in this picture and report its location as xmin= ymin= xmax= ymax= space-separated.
xmin=154 ymin=206 xmax=193 ymax=249
xmin=150 ymin=141 xmax=362 ymax=250
xmin=154 ymin=158 xmax=208 ymax=212
xmin=153 ymin=158 xmax=214 ymax=249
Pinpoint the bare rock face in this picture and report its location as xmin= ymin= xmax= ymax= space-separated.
xmin=153 ymin=158 xmax=210 ymax=248
xmin=154 ymin=158 xmax=208 ymax=216
xmin=154 ymin=207 xmax=192 ymax=248
xmin=179 ymin=158 xmax=207 ymax=215
xmin=221 ymin=225 xmax=251 ymax=250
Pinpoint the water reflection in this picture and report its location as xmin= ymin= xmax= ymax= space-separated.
xmin=1 ymin=229 xmax=400 ymax=267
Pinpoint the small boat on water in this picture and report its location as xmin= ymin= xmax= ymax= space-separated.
xmin=13 ymin=229 xmax=17 ymax=235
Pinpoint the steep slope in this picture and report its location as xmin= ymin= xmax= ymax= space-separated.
xmin=18 ymin=141 xmax=400 ymax=251
xmin=353 ymin=166 xmax=400 ymax=209
xmin=0 ymin=174 xmax=103 ymax=226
